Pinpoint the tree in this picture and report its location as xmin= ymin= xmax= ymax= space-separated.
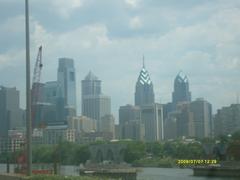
xmin=73 ymin=145 xmax=90 ymax=165
xmin=124 ymin=141 xmax=146 ymax=163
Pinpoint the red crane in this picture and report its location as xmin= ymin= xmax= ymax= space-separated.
xmin=16 ymin=46 xmax=43 ymax=174
xmin=31 ymin=46 xmax=43 ymax=128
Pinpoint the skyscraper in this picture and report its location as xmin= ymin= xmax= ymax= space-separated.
xmin=190 ymin=98 xmax=212 ymax=138
xmin=0 ymin=86 xmax=23 ymax=137
xmin=43 ymin=81 xmax=61 ymax=104
xmin=81 ymin=71 xmax=111 ymax=130
xmin=99 ymin=114 xmax=115 ymax=139
xmin=119 ymin=104 xmax=144 ymax=140
xmin=172 ymin=71 xmax=191 ymax=109
xmin=141 ymin=103 xmax=164 ymax=141
xmin=82 ymin=95 xmax=111 ymax=122
xmin=81 ymin=71 xmax=101 ymax=97
xmin=214 ymin=104 xmax=240 ymax=137
xmin=175 ymin=102 xmax=195 ymax=138
xmin=43 ymin=81 xmax=65 ymax=123
xmin=57 ymin=58 xmax=76 ymax=114
xmin=135 ymin=59 xmax=155 ymax=106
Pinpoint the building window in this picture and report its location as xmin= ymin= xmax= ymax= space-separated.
xmin=70 ymin=72 xmax=75 ymax=81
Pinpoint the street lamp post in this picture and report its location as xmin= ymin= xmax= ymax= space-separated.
xmin=25 ymin=0 xmax=32 ymax=176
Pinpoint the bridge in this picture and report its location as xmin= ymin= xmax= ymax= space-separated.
xmin=89 ymin=143 xmax=127 ymax=163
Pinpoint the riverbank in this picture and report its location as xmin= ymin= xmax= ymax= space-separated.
xmin=133 ymin=157 xmax=176 ymax=168
xmin=0 ymin=174 xmax=98 ymax=180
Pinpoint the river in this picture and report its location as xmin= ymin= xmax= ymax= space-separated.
xmin=0 ymin=164 xmax=237 ymax=179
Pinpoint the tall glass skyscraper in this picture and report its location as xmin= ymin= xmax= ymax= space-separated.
xmin=81 ymin=71 xmax=111 ymax=130
xmin=135 ymin=60 xmax=155 ymax=106
xmin=57 ymin=58 xmax=76 ymax=112
xmin=172 ymin=71 xmax=191 ymax=109
xmin=81 ymin=71 xmax=101 ymax=97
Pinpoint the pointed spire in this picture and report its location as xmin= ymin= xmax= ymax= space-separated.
xmin=85 ymin=70 xmax=98 ymax=80
xmin=176 ymin=70 xmax=188 ymax=83
xmin=138 ymin=56 xmax=152 ymax=85
xmin=142 ymin=55 xmax=145 ymax=68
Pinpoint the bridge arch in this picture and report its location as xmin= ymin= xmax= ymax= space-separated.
xmin=106 ymin=149 xmax=114 ymax=161
xmin=96 ymin=149 xmax=103 ymax=163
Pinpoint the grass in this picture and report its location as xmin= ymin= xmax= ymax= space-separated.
xmin=23 ymin=175 xmax=100 ymax=180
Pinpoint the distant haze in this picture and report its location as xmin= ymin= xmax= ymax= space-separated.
xmin=0 ymin=0 xmax=240 ymax=122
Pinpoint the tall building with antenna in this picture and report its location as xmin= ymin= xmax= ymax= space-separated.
xmin=135 ymin=57 xmax=155 ymax=106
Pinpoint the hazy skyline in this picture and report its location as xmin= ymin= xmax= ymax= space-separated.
xmin=0 ymin=0 xmax=240 ymax=120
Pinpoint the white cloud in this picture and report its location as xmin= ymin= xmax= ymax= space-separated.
xmin=51 ymin=0 xmax=84 ymax=18
xmin=1 ymin=0 xmax=240 ymax=116
xmin=129 ymin=16 xmax=142 ymax=29
xmin=0 ymin=50 xmax=23 ymax=67
xmin=125 ymin=0 xmax=140 ymax=8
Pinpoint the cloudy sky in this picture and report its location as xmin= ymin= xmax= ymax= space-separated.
xmin=1 ymin=0 xmax=240 ymax=121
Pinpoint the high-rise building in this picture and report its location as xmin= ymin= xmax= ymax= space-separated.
xmin=0 ymin=86 xmax=23 ymax=137
xmin=190 ymin=98 xmax=212 ymax=138
xmin=214 ymin=104 xmax=240 ymax=137
xmin=42 ymin=125 xmax=76 ymax=144
xmin=43 ymin=81 xmax=61 ymax=104
xmin=33 ymin=103 xmax=56 ymax=127
xmin=82 ymin=95 xmax=111 ymax=128
xmin=68 ymin=116 xmax=96 ymax=133
xmin=119 ymin=104 xmax=141 ymax=125
xmin=135 ymin=60 xmax=155 ymax=106
xmin=164 ymin=111 xmax=178 ymax=140
xmin=81 ymin=71 xmax=111 ymax=130
xmin=81 ymin=71 xmax=101 ymax=96
xmin=43 ymin=81 xmax=65 ymax=123
xmin=119 ymin=104 xmax=144 ymax=140
xmin=175 ymin=102 xmax=195 ymax=138
xmin=57 ymin=58 xmax=76 ymax=114
xmin=172 ymin=71 xmax=191 ymax=109
xmin=165 ymin=99 xmax=212 ymax=139
xmin=141 ymin=103 xmax=164 ymax=141
xmin=33 ymin=81 xmax=66 ymax=127
xmin=99 ymin=114 xmax=115 ymax=139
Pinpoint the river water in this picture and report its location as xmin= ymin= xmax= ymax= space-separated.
xmin=0 ymin=164 xmax=237 ymax=180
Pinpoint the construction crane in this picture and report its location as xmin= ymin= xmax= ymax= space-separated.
xmin=31 ymin=46 xmax=43 ymax=128
xmin=16 ymin=46 xmax=43 ymax=174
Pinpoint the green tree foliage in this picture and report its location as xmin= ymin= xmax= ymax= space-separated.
xmin=231 ymin=130 xmax=240 ymax=141
xmin=123 ymin=141 xmax=146 ymax=163
xmin=32 ymin=142 xmax=91 ymax=165
xmin=33 ymin=145 xmax=54 ymax=163
xmin=228 ymin=130 xmax=240 ymax=160
xmin=146 ymin=142 xmax=164 ymax=157
xmin=73 ymin=145 xmax=90 ymax=165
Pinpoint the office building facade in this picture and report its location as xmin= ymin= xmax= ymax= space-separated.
xmin=190 ymin=98 xmax=212 ymax=138
xmin=0 ymin=86 xmax=23 ymax=137
xmin=81 ymin=71 xmax=111 ymax=130
xmin=119 ymin=104 xmax=144 ymax=140
xmin=68 ymin=116 xmax=96 ymax=133
xmin=57 ymin=58 xmax=76 ymax=114
xmin=214 ymin=104 xmax=240 ymax=137
xmin=99 ymin=114 xmax=115 ymax=139
xmin=141 ymin=103 xmax=164 ymax=141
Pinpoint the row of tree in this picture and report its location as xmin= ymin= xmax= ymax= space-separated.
xmin=0 ymin=130 xmax=239 ymax=165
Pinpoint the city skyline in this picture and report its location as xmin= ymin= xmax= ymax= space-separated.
xmin=0 ymin=1 xmax=240 ymax=120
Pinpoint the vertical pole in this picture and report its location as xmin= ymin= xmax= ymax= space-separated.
xmin=25 ymin=0 xmax=32 ymax=176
